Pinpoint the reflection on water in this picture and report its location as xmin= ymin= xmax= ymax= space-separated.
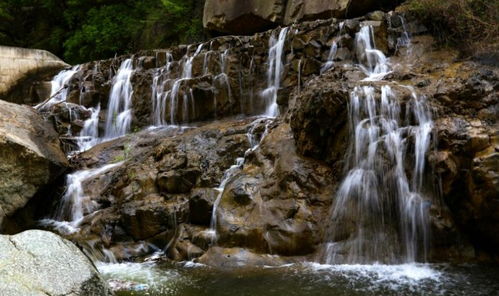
xmin=98 ymin=261 xmax=499 ymax=296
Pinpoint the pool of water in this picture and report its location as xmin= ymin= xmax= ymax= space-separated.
xmin=97 ymin=261 xmax=499 ymax=296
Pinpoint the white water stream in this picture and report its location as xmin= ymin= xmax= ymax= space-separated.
xmin=35 ymin=65 xmax=80 ymax=110
xmin=262 ymin=27 xmax=289 ymax=117
xmin=104 ymin=58 xmax=134 ymax=139
xmin=321 ymin=20 xmax=434 ymax=264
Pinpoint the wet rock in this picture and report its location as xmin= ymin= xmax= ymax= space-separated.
xmin=0 ymin=230 xmax=111 ymax=295
xmin=289 ymin=71 xmax=350 ymax=164
xmin=215 ymin=123 xmax=335 ymax=256
xmin=157 ymin=169 xmax=199 ymax=194
xmin=121 ymin=197 xmax=179 ymax=240
xmin=189 ymin=188 xmax=217 ymax=226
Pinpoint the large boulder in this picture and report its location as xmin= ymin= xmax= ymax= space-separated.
xmin=203 ymin=0 xmax=286 ymax=35
xmin=0 ymin=230 xmax=111 ymax=295
xmin=0 ymin=100 xmax=68 ymax=229
xmin=0 ymin=46 xmax=69 ymax=104
xmin=203 ymin=0 xmax=401 ymax=34
xmin=284 ymin=0 xmax=351 ymax=24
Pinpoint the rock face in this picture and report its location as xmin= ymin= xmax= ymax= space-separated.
xmin=0 ymin=46 xmax=69 ymax=104
xmin=0 ymin=100 xmax=68 ymax=229
xmin=0 ymin=230 xmax=111 ymax=295
xmin=18 ymin=7 xmax=498 ymax=264
xmin=203 ymin=0 xmax=401 ymax=34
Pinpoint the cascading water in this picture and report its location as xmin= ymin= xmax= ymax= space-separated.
xmin=321 ymin=41 xmax=338 ymax=74
xmin=262 ymin=27 xmax=289 ymax=117
xmin=40 ymin=162 xmax=123 ymax=235
xmin=35 ymin=66 xmax=80 ymax=110
xmin=355 ymin=25 xmax=391 ymax=80
xmin=322 ymin=85 xmax=433 ymax=264
xmin=77 ymin=105 xmax=101 ymax=152
xmin=104 ymin=58 xmax=134 ymax=139
xmin=169 ymin=44 xmax=204 ymax=125
xmin=152 ymin=52 xmax=174 ymax=126
xmin=215 ymin=48 xmax=232 ymax=108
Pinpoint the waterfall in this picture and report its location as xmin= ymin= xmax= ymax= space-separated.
xmin=397 ymin=16 xmax=412 ymax=52
xmin=262 ymin=27 xmax=289 ymax=117
xmin=104 ymin=59 xmax=134 ymax=139
xmin=77 ymin=105 xmax=101 ymax=152
xmin=216 ymin=48 xmax=232 ymax=107
xmin=40 ymin=162 xmax=123 ymax=235
xmin=182 ymin=44 xmax=203 ymax=79
xmin=152 ymin=53 xmax=174 ymax=126
xmin=323 ymin=85 xmax=433 ymax=264
xmin=35 ymin=66 xmax=80 ymax=110
xmin=355 ymin=26 xmax=390 ymax=80
xmin=168 ymin=44 xmax=204 ymax=125
xmin=321 ymin=41 xmax=338 ymax=74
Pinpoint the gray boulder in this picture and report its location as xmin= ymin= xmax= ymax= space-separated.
xmin=0 ymin=230 xmax=111 ymax=295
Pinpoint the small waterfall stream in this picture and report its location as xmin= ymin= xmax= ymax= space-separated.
xmin=40 ymin=162 xmax=123 ymax=235
xmin=323 ymin=85 xmax=433 ymax=264
xmin=262 ymin=27 xmax=289 ymax=117
xmin=355 ymin=25 xmax=391 ymax=80
xmin=152 ymin=52 xmax=174 ymax=126
xmin=35 ymin=65 xmax=80 ymax=110
xmin=104 ymin=58 xmax=134 ymax=139
xmin=321 ymin=19 xmax=434 ymax=264
xmin=77 ymin=105 xmax=101 ymax=152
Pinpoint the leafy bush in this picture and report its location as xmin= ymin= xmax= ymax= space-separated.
xmin=406 ymin=0 xmax=498 ymax=50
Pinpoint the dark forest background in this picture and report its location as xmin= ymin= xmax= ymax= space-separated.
xmin=0 ymin=0 xmax=205 ymax=64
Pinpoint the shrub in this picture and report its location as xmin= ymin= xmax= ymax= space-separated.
xmin=406 ymin=0 xmax=498 ymax=51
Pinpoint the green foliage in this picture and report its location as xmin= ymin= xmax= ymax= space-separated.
xmin=406 ymin=0 xmax=498 ymax=50
xmin=0 ymin=0 xmax=206 ymax=64
xmin=63 ymin=4 xmax=140 ymax=63
xmin=161 ymin=0 xmax=186 ymax=14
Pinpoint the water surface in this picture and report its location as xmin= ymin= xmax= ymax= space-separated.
xmin=98 ymin=262 xmax=499 ymax=296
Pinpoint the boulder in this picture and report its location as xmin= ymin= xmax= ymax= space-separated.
xmin=0 ymin=46 xmax=69 ymax=104
xmin=0 ymin=99 xmax=68 ymax=228
xmin=0 ymin=230 xmax=111 ymax=295
xmin=203 ymin=0 xmax=286 ymax=35
xmin=284 ymin=0 xmax=351 ymax=24
xmin=203 ymin=0 xmax=401 ymax=34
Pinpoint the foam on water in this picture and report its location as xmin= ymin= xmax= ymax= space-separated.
xmin=306 ymin=262 xmax=444 ymax=292
xmin=97 ymin=262 xmax=186 ymax=293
